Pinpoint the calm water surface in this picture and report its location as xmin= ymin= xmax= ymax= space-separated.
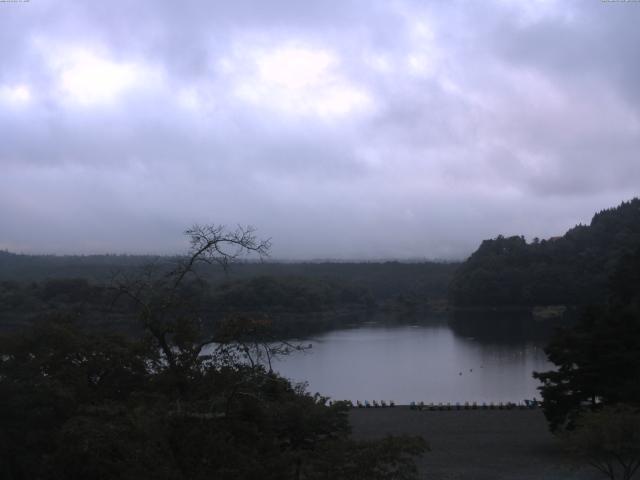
xmin=273 ymin=320 xmax=552 ymax=404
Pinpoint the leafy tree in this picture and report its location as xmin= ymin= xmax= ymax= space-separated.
xmin=534 ymin=248 xmax=640 ymax=431
xmin=563 ymin=405 xmax=640 ymax=480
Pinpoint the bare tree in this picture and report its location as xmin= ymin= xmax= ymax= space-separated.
xmin=172 ymin=224 xmax=271 ymax=286
xmin=111 ymin=224 xmax=272 ymax=372
xmin=110 ymin=222 xmax=309 ymax=404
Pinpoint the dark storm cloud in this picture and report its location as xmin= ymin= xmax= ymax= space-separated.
xmin=1 ymin=0 xmax=639 ymax=258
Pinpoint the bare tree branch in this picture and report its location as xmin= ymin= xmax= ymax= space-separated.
xmin=171 ymin=224 xmax=271 ymax=288
xmin=109 ymin=224 xmax=274 ymax=374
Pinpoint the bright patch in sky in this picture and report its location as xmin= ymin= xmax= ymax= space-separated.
xmin=0 ymin=84 xmax=31 ymax=104
xmin=53 ymin=49 xmax=141 ymax=106
xmin=232 ymin=44 xmax=372 ymax=118
xmin=256 ymin=46 xmax=335 ymax=90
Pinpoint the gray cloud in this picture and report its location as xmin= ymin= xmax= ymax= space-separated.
xmin=1 ymin=0 xmax=639 ymax=258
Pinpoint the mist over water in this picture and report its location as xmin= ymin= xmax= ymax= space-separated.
xmin=274 ymin=319 xmax=552 ymax=404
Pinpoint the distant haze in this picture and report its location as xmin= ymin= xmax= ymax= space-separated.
xmin=1 ymin=1 xmax=639 ymax=259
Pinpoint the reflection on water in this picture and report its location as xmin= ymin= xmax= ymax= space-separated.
xmin=273 ymin=314 xmax=554 ymax=404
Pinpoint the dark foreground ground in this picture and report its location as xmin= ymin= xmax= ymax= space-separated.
xmin=349 ymin=408 xmax=599 ymax=480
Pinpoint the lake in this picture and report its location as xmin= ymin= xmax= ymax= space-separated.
xmin=272 ymin=315 xmax=554 ymax=405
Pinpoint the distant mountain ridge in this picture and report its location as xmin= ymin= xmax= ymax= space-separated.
xmin=450 ymin=198 xmax=640 ymax=307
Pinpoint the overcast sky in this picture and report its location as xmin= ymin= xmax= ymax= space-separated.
xmin=1 ymin=0 xmax=639 ymax=259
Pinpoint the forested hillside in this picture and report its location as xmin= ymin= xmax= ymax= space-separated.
xmin=450 ymin=198 xmax=640 ymax=307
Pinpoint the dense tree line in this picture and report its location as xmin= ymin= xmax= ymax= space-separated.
xmin=0 ymin=251 xmax=457 ymax=304
xmin=0 ymin=259 xmax=455 ymax=336
xmin=0 ymin=275 xmax=374 ymax=336
xmin=0 ymin=225 xmax=427 ymax=480
xmin=450 ymin=198 xmax=640 ymax=307
xmin=211 ymin=275 xmax=374 ymax=313
xmin=0 ymin=275 xmax=372 ymax=316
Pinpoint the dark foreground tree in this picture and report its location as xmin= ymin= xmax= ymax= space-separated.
xmin=0 ymin=225 xmax=427 ymax=480
xmin=533 ymin=305 xmax=640 ymax=431
xmin=534 ymin=248 xmax=640 ymax=432
xmin=534 ymin=248 xmax=640 ymax=478
xmin=563 ymin=405 xmax=640 ymax=480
